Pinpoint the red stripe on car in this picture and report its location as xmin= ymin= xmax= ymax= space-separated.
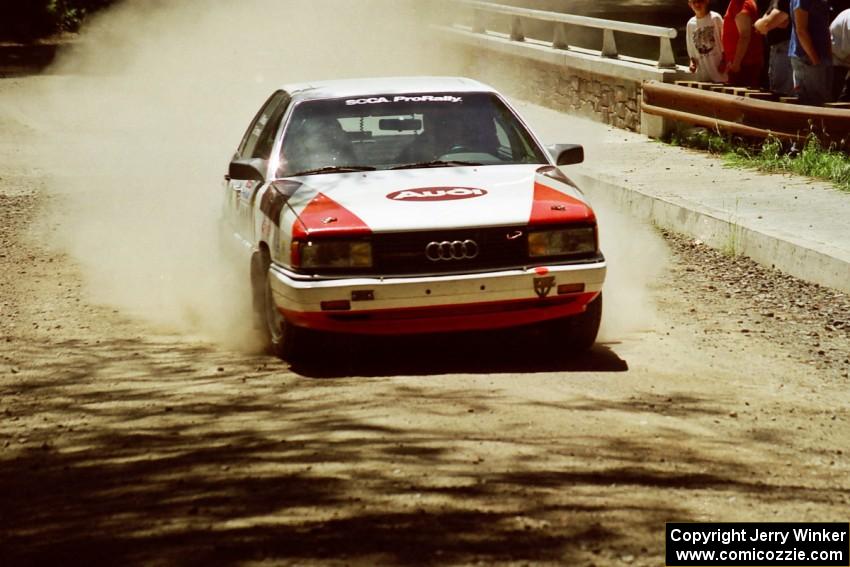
xmin=280 ymin=292 xmax=600 ymax=335
xmin=292 ymin=192 xmax=372 ymax=239
xmin=529 ymin=182 xmax=595 ymax=226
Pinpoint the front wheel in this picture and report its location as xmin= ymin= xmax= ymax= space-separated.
xmin=548 ymin=293 xmax=602 ymax=352
xmin=253 ymin=252 xmax=305 ymax=360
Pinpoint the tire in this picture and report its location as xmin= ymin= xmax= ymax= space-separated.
xmin=549 ymin=293 xmax=602 ymax=352
xmin=252 ymin=251 xmax=304 ymax=360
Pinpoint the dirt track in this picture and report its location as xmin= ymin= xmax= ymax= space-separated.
xmin=2 ymin=75 xmax=850 ymax=566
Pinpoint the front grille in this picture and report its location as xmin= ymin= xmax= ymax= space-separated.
xmin=291 ymin=225 xmax=601 ymax=277
xmin=372 ymin=226 xmax=528 ymax=275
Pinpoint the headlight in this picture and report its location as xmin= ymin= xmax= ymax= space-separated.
xmin=292 ymin=239 xmax=373 ymax=269
xmin=528 ymin=226 xmax=597 ymax=257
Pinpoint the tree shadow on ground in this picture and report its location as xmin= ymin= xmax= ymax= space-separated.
xmin=0 ymin=332 xmax=842 ymax=566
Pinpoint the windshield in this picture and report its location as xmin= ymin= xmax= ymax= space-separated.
xmin=277 ymin=92 xmax=548 ymax=176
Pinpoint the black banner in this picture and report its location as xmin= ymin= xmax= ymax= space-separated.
xmin=666 ymin=522 xmax=849 ymax=566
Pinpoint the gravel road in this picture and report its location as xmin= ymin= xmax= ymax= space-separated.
xmin=1 ymin=74 xmax=849 ymax=566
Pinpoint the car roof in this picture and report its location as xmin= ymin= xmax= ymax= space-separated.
xmin=279 ymin=76 xmax=497 ymax=102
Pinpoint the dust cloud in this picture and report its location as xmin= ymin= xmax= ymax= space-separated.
xmin=587 ymin=185 xmax=668 ymax=341
xmin=21 ymin=0 xmax=454 ymax=349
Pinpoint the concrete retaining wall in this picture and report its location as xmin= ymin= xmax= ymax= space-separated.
xmin=572 ymin=172 xmax=850 ymax=295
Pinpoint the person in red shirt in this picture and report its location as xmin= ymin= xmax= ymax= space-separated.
xmin=723 ymin=0 xmax=766 ymax=87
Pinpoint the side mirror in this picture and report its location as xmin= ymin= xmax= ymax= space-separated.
xmin=547 ymin=144 xmax=584 ymax=166
xmin=228 ymin=158 xmax=268 ymax=182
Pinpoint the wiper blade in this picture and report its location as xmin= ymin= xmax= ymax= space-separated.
xmin=289 ymin=165 xmax=376 ymax=176
xmin=390 ymin=160 xmax=482 ymax=170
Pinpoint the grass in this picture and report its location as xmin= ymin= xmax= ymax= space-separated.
xmin=667 ymin=128 xmax=850 ymax=192
xmin=721 ymin=197 xmax=744 ymax=257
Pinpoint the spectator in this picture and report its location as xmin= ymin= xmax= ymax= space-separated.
xmin=686 ymin=0 xmax=728 ymax=82
xmin=832 ymin=8 xmax=850 ymax=101
xmin=723 ymin=0 xmax=766 ymax=87
xmin=789 ymin=0 xmax=832 ymax=105
xmin=754 ymin=0 xmax=794 ymax=94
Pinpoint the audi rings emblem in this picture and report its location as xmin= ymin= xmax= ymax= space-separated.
xmin=425 ymin=240 xmax=479 ymax=262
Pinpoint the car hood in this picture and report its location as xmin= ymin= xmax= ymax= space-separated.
xmin=283 ymin=164 xmax=595 ymax=237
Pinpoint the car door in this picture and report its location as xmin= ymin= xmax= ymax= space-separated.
xmin=225 ymin=90 xmax=290 ymax=244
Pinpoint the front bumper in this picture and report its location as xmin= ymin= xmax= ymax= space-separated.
xmin=269 ymin=260 xmax=606 ymax=335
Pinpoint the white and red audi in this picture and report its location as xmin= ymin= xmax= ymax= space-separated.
xmin=221 ymin=77 xmax=606 ymax=359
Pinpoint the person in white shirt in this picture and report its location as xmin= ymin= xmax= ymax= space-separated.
xmin=832 ymin=8 xmax=850 ymax=100
xmin=686 ymin=0 xmax=728 ymax=82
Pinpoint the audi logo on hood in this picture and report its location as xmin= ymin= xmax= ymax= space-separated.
xmin=386 ymin=187 xmax=488 ymax=202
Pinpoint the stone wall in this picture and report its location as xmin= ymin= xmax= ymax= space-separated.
xmin=466 ymin=51 xmax=643 ymax=132
xmin=442 ymin=27 xmax=688 ymax=136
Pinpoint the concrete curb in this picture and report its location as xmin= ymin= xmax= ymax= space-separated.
xmin=571 ymin=171 xmax=850 ymax=295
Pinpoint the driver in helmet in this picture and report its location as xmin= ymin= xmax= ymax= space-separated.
xmin=396 ymin=105 xmax=495 ymax=163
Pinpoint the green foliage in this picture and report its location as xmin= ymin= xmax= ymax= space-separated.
xmin=0 ymin=0 xmax=117 ymax=41
xmin=667 ymin=129 xmax=850 ymax=192
xmin=669 ymin=127 xmax=736 ymax=154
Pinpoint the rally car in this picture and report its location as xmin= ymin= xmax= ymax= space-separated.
xmin=221 ymin=77 xmax=606 ymax=359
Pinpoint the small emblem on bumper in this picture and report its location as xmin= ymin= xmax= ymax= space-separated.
xmin=534 ymin=276 xmax=555 ymax=298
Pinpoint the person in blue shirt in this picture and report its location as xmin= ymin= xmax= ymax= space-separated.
xmin=789 ymin=0 xmax=832 ymax=105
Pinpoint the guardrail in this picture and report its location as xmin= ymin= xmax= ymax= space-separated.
xmin=457 ymin=0 xmax=678 ymax=68
xmin=641 ymin=81 xmax=850 ymax=141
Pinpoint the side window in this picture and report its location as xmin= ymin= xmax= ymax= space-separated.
xmin=237 ymin=91 xmax=288 ymax=159
xmin=253 ymin=94 xmax=290 ymax=159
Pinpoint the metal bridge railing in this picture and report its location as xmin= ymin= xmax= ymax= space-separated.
xmin=457 ymin=0 xmax=678 ymax=69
